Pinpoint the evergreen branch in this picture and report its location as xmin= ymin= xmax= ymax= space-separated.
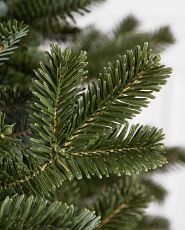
xmin=60 ymin=123 xmax=167 ymax=177
xmin=31 ymin=43 xmax=87 ymax=147
xmin=11 ymin=122 xmax=166 ymax=196
xmin=65 ymin=43 xmax=171 ymax=148
xmin=0 ymin=20 xmax=28 ymax=65
xmin=74 ymin=19 xmax=174 ymax=79
xmin=0 ymin=195 xmax=100 ymax=229
xmin=0 ymin=44 xmax=168 ymax=196
xmin=0 ymin=122 xmax=166 ymax=197
xmin=0 ymin=3 xmax=175 ymax=229
xmin=88 ymin=177 xmax=150 ymax=229
xmin=0 ymin=151 xmax=57 ymax=198
xmin=6 ymin=0 xmax=104 ymax=24
xmin=66 ymin=122 xmax=165 ymax=154
xmin=0 ymin=44 xmax=170 ymax=197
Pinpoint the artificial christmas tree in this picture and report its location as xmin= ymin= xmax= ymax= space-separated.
xmin=0 ymin=1 xmax=185 ymax=229
xmin=0 ymin=26 xmax=172 ymax=228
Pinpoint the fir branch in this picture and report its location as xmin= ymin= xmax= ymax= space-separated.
xmin=88 ymin=177 xmax=151 ymax=230
xmin=5 ymin=0 xmax=104 ymax=28
xmin=0 ymin=44 xmax=170 ymax=197
xmin=0 ymin=123 xmax=166 ymax=196
xmin=0 ymin=195 xmax=100 ymax=229
xmin=64 ymin=43 xmax=171 ymax=148
xmin=31 ymin=43 xmax=87 ymax=146
xmin=0 ymin=20 xmax=28 ymax=65
xmin=60 ymin=123 xmax=167 ymax=177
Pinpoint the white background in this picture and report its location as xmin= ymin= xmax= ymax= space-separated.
xmin=76 ymin=1 xmax=185 ymax=229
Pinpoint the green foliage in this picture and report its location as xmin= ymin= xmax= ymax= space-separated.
xmin=2 ymin=0 xmax=104 ymax=34
xmin=63 ymin=43 xmax=171 ymax=156
xmin=5 ymin=0 xmax=103 ymax=21
xmin=88 ymin=177 xmax=150 ymax=229
xmin=0 ymin=7 xmax=180 ymax=229
xmin=0 ymin=44 xmax=171 ymax=200
xmin=74 ymin=15 xmax=174 ymax=78
xmin=29 ymin=43 xmax=170 ymax=181
xmin=31 ymin=44 xmax=88 ymax=146
xmin=0 ymin=20 xmax=28 ymax=66
xmin=64 ymin=123 xmax=167 ymax=176
xmin=0 ymin=195 xmax=100 ymax=229
xmin=0 ymin=0 xmax=104 ymax=87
